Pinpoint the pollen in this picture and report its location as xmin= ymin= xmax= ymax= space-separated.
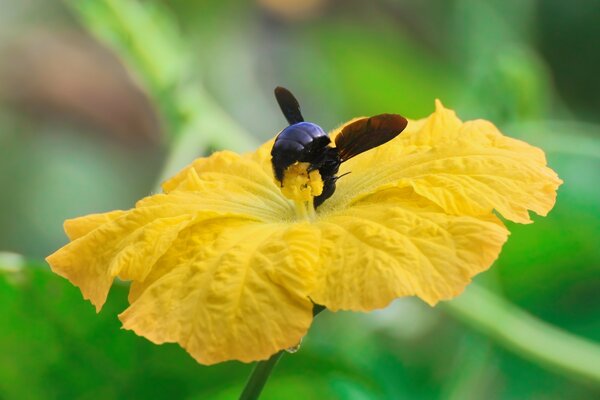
xmin=279 ymin=162 xmax=324 ymax=203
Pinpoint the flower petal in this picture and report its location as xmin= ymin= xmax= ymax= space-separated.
xmin=63 ymin=210 xmax=126 ymax=240
xmin=120 ymin=221 xmax=320 ymax=365
xmin=312 ymin=187 xmax=509 ymax=310
xmin=163 ymin=150 xmax=292 ymax=222
xmin=322 ymin=101 xmax=562 ymax=223
xmin=47 ymin=201 xmax=199 ymax=311
xmin=47 ymin=150 xmax=299 ymax=311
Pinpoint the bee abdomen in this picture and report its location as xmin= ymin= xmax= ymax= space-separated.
xmin=271 ymin=122 xmax=331 ymax=181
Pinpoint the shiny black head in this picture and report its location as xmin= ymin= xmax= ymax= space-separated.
xmin=271 ymin=86 xmax=408 ymax=208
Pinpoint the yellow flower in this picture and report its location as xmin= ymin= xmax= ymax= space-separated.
xmin=46 ymin=101 xmax=561 ymax=365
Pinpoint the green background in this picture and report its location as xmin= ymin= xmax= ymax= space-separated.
xmin=0 ymin=0 xmax=599 ymax=398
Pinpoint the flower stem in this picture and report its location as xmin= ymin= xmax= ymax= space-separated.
xmin=443 ymin=284 xmax=600 ymax=384
xmin=239 ymin=351 xmax=285 ymax=400
xmin=239 ymin=304 xmax=326 ymax=399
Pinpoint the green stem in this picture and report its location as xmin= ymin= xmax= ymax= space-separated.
xmin=68 ymin=0 xmax=259 ymax=153
xmin=239 ymin=305 xmax=326 ymax=399
xmin=443 ymin=284 xmax=600 ymax=385
xmin=239 ymin=351 xmax=285 ymax=400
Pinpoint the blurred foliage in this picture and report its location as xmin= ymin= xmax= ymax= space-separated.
xmin=0 ymin=0 xmax=599 ymax=399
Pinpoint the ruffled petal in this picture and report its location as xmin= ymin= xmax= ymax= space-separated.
xmin=47 ymin=199 xmax=223 ymax=311
xmin=321 ymin=101 xmax=562 ymax=224
xmin=120 ymin=221 xmax=320 ymax=365
xmin=46 ymin=151 xmax=295 ymax=311
xmin=64 ymin=210 xmax=126 ymax=240
xmin=163 ymin=150 xmax=293 ymax=221
xmin=312 ymin=187 xmax=509 ymax=310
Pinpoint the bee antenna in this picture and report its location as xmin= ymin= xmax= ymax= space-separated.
xmin=334 ymin=171 xmax=352 ymax=181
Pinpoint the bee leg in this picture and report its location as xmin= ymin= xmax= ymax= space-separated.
xmin=314 ymin=180 xmax=336 ymax=208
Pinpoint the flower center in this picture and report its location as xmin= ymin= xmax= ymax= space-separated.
xmin=278 ymin=162 xmax=324 ymax=220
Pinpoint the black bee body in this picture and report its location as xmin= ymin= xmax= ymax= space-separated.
xmin=271 ymin=86 xmax=408 ymax=208
xmin=271 ymin=122 xmax=332 ymax=181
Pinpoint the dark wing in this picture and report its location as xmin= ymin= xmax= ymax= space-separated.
xmin=334 ymin=114 xmax=408 ymax=162
xmin=274 ymin=86 xmax=304 ymax=125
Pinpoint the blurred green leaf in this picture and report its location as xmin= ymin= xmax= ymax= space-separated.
xmin=295 ymin=21 xmax=461 ymax=123
xmin=452 ymin=0 xmax=554 ymax=123
xmin=0 ymin=265 xmax=254 ymax=399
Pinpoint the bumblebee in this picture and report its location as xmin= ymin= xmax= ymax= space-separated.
xmin=271 ymin=86 xmax=407 ymax=208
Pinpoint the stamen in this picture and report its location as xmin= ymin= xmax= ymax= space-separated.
xmin=294 ymin=200 xmax=309 ymax=220
xmin=277 ymin=162 xmax=324 ymax=220
xmin=307 ymin=198 xmax=316 ymax=220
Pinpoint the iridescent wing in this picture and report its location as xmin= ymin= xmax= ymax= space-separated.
xmin=334 ymin=114 xmax=408 ymax=162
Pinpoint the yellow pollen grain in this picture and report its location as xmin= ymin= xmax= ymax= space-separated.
xmin=279 ymin=162 xmax=324 ymax=203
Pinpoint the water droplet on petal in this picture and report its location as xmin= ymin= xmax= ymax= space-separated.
xmin=285 ymin=338 xmax=303 ymax=353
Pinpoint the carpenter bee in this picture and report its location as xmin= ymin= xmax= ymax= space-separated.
xmin=271 ymin=86 xmax=408 ymax=208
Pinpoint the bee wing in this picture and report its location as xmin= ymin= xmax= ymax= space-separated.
xmin=334 ymin=114 xmax=408 ymax=162
xmin=274 ymin=86 xmax=304 ymax=125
